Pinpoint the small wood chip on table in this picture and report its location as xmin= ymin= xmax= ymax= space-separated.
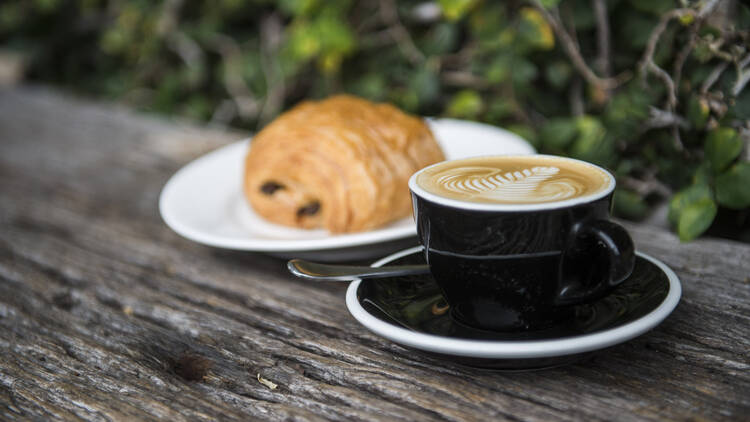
xmin=0 ymin=86 xmax=748 ymax=421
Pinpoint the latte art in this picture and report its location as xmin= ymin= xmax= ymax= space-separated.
xmin=437 ymin=165 xmax=588 ymax=202
xmin=415 ymin=156 xmax=612 ymax=204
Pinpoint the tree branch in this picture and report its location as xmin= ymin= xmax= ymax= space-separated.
xmin=156 ymin=0 xmax=184 ymax=37
xmin=701 ymin=61 xmax=729 ymax=93
xmin=166 ymin=32 xmax=203 ymax=68
xmin=697 ymin=0 xmax=722 ymax=19
xmin=592 ymin=0 xmax=610 ymax=78
xmin=639 ymin=0 xmax=723 ymax=86
xmin=646 ymin=60 xmax=683 ymax=151
xmin=741 ymin=126 xmax=750 ymax=162
xmin=258 ymin=14 xmax=286 ymax=127
xmin=649 ymin=61 xmax=678 ymax=110
xmin=621 ymin=175 xmax=672 ymax=198
xmin=638 ymin=9 xmax=694 ymax=78
xmin=441 ymin=71 xmax=489 ymax=89
xmin=641 ymin=105 xmax=688 ymax=153
xmin=732 ymin=53 xmax=750 ymax=96
xmin=530 ymin=0 xmax=626 ymax=90
xmin=672 ymin=24 xmax=699 ymax=92
xmin=671 ymin=125 xmax=684 ymax=154
xmin=569 ymin=77 xmax=584 ymax=116
xmin=643 ymin=106 xmax=690 ymax=130
xmin=440 ymin=43 xmax=477 ymax=67
xmin=379 ymin=0 xmax=425 ymax=65
xmin=635 ymin=2 xmax=721 ymax=154
xmin=206 ymin=33 xmax=260 ymax=121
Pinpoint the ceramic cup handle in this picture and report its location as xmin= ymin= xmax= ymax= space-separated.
xmin=554 ymin=220 xmax=635 ymax=306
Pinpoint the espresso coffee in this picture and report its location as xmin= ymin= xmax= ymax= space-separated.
xmin=415 ymin=156 xmax=612 ymax=204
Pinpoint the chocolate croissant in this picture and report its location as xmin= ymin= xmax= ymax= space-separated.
xmin=243 ymin=95 xmax=445 ymax=233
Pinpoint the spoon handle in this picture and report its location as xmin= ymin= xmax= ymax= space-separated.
xmin=287 ymin=259 xmax=430 ymax=281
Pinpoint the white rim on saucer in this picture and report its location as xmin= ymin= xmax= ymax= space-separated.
xmin=159 ymin=119 xmax=535 ymax=252
xmin=345 ymin=246 xmax=682 ymax=359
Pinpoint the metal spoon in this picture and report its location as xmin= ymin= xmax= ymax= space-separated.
xmin=287 ymin=259 xmax=429 ymax=281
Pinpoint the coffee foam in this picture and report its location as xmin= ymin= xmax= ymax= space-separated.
xmin=416 ymin=156 xmax=611 ymax=204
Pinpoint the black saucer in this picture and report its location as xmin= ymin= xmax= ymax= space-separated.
xmin=347 ymin=247 xmax=681 ymax=370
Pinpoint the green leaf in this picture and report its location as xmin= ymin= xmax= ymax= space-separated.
xmin=33 ymin=0 xmax=61 ymax=12
xmin=446 ymin=90 xmax=482 ymax=119
xmin=692 ymin=42 xmax=714 ymax=63
xmin=286 ymin=21 xmax=321 ymax=60
xmin=0 ymin=4 xmax=24 ymax=31
xmin=394 ymin=89 xmax=419 ymax=113
xmin=439 ymin=0 xmax=478 ymax=21
xmin=506 ymin=124 xmax=539 ymax=148
xmin=315 ymin=15 xmax=356 ymax=54
xmin=603 ymin=83 xmax=655 ymax=140
xmin=686 ymin=95 xmax=709 ymax=130
xmin=677 ymin=198 xmax=717 ymax=241
xmin=511 ymin=58 xmax=538 ymax=91
xmin=715 ymin=162 xmax=750 ymax=209
xmin=100 ymin=27 xmax=130 ymax=54
xmin=421 ymin=23 xmax=458 ymax=56
xmin=286 ymin=14 xmax=355 ymax=62
xmin=692 ymin=162 xmax=712 ymax=186
xmin=467 ymin=3 xmax=507 ymax=40
xmin=484 ymin=55 xmax=512 ymax=83
xmin=347 ymin=73 xmax=386 ymax=101
xmin=570 ymin=0 xmax=595 ymax=30
xmin=617 ymin=10 xmax=657 ymax=49
xmin=485 ymin=98 xmax=516 ymax=121
xmin=729 ymin=89 xmax=750 ymax=122
xmin=409 ymin=67 xmax=440 ymax=106
xmin=705 ymin=128 xmax=742 ymax=173
xmin=628 ymin=0 xmax=675 ymax=16
xmin=544 ymin=61 xmax=572 ymax=90
xmin=740 ymin=3 xmax=750 ymax=28
xmin=540 ymin=117 xmax=577 ymax=151
xmin=496 ymin=28 xmax=515 ymax=49
xmin=152 ymin=73 xmax=182 ymax=114
xmin=180 ymin=96 xmax=212 ymax=121
xmin=517 ymin=7 xmax=554 ymax=51
xmin=278 ymin=0 xmax=320 ymax=16
xmin=569 ymin=116 xmax=614 ymax=166
xmin=615 ymin=159 xmax=641 ymax=178
xmin=668 ymin=183 xmax=713 ymax=226
xmin=537 ymin=0 xmax=560 ymax=8
xmin=614 ymin=188 xmax=650 ymax=220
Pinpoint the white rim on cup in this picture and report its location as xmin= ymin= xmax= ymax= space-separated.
xmin=408 ymin=154 xmax=617 ymax=212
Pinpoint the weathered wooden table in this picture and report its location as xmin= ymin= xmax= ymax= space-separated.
xmin=1 ymin=86 xmax=748 ymax=421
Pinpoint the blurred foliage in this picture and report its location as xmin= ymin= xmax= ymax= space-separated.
xmin=2 ymin=0 xmax=749 ymax=240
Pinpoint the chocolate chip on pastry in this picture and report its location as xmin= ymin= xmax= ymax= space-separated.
xmin=243 ymin=95 xmax=445 ymax=233
xmin=260 ymin=181 xmax=284 ymax=195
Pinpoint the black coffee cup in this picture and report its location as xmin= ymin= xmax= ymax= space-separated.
xmin=408 ymin=155 xmax=635 ymax=332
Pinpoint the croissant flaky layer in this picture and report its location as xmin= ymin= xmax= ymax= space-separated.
xmin=244 ymin=95 xmax=445 ymax=233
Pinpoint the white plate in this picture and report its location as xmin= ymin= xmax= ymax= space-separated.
xmin=159 ymin=119 xmax=534 ymax=259
xmin=346 ymin=246 xmax=682 ymax=361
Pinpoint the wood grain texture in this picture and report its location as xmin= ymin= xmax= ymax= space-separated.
xmin=0 ymin=86 xmax=748 ymax=421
